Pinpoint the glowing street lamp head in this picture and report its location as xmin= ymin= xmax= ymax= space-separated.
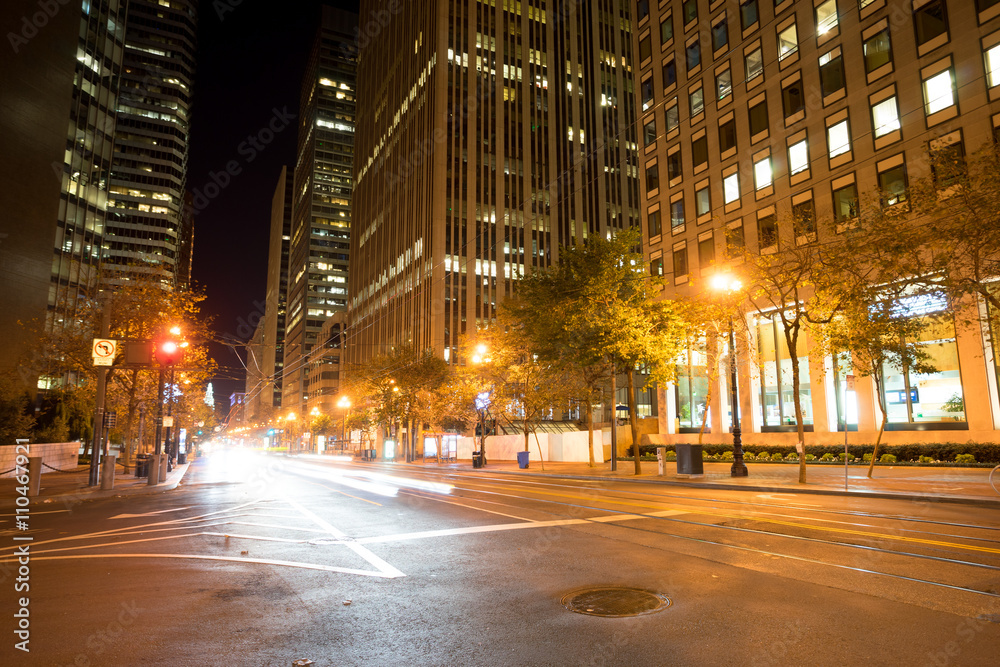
xmin=286 ymin=412 xmax=296 ymax=421
xmin=475 ymin=343 xmax=488 ymax=356
xmin=169 ymin=326 xmax=182 ymax=336
xmin=310 ymin=407 xmax=320 ymax=416
xmin=711 ymin=274 xmax=742 ymax=293
xmin=337 ymin=396 xmax=351 ymax=409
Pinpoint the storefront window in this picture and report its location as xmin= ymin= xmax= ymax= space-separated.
xmin=676 ymin=342 xmax=710 ymax=431
xmin=758 ymin=317 xmax=813 ymax=428
xmin=882 ymin=316 xmax=965 ymax=424
xmin=832 ymin=353 xmax=858 ymax=429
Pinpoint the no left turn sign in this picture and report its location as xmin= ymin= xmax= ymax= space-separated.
xmin=93 ymin=339 xmax=117 ymax=366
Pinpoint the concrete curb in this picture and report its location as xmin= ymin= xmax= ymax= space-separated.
xmin=0 ymin=462 xmax=191 ymax=509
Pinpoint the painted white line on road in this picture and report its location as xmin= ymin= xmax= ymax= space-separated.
xmin=356 ymin=509 xmax=690 ymax=545
xmin=401 ymin=490 xmax=538 ymax=521
xmin=9 ymin=553 xmax=396 ymax=577
xmin=285 ymin=497 xmax=405 ymax=579
xmin=110 ymin=507 xmax=191 ymax=520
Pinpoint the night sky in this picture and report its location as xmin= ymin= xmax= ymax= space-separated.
xmin=189 ymin=0 xmax=359 ymax=405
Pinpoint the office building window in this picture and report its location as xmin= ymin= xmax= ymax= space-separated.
xmin=687 ymin=41 xmax=701 ymax=72
xmin=827 ymin=119 xmax=850 ymax=158
xmin=740 ymin=0 xmax=758 ymax=31
xmin=683 ymin=0 xmax=698 ymax=24
xmin=719 ymin=119 xmax=737 ymax=152
xmin=819 ymin=50 xmax=845 ymax=96
xmin=792 ymin=199 xmax=816 ymax=236
xmin=666 ymin=104 xmax=680 ymax=132
xmin=816 ymin=0 xmax=838 ymax=35
xmin=690 ymin=88 xmax=705 ymax=116
xmin=782 ymin=80 xmax=804 ymax=118
xmin=712 ymin=20 xmax=728 ymax=51
xmin=692 ymin=136 xmax=708 ymax=167
xmin=667 ymin=150 xmax=682 ymax=180
xmin=650 ymin=256 xmax=664 ymax=277
xmin=671 ymin=200 xmax=685 ymax=229
xmin=637 ymin=0 xmax=650 ymax=22
xmin=696 ymin=186 xmax=711 ymax=216
xmin=643 ymin=118 xmax=657 ymax=147
xmin=758 ymin=316 xmax=813 ymax=427
xmin=746 ymin=47 xmax=763 ymax=80
xmin=676 ymin=342 xmax=710 ymax=430
xmin=673 ymin=245 xmax=689 ymax=279
xmin=646 ymin=163 xmax=659 ymax=192
xmin=698 ymin=235 xmax=715 ymax=267
xmin=754 ymin=157 xmax=772 ymax=190
xmin=663 ymin=58 xmax=677 ymax=87
xmin=757 ymin=213 xmax=778 ymax=248
xmin=661 ymin=15 xmax=673 ymax=44
xmin=639 ymin=35 xmax=651 ymax=62
xmin=778 ymin=24 xmax=798 ymax=60
xmin=788 ymin=138 xmax=809 ymax=175
xmin=724 ymin=173 xmax=740 ymax=204
xmin=878 ymin=164 xmax=908 ymax=206
xmin=914 ymin=0 xmax=948 ymax=47
xmin=727 ymin=223 xmax=745 ymax=257
xmin=864 ymin=29 xmax=892 ymax=74
xmin=641 ymin=76 xmax=654 ymax=110
xmin=648 ymin=210 xmax=662 ymax=237
xmin=988 ymin=44 xmax=1000 ymax=88
xmin=872 ymin=97 xmax=900 ymax=137
xmin=923 ymin=69 xmax=955 ymax=115
xmin=832 ymin=182 xmax=858 ymax=221
xmin=932 ymin=138 xmax=966 ymax=186
xmin=977 ymin=0 xmax=1000 ymax=12
xmin=749 ymin=99 xmax=769 ymax=136
xmin=717 ymin=68 xmax=732 ymax=100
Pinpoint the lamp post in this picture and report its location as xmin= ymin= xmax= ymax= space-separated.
xmin=310 ymin=407 xmax=321 ymax=453
xmin=471 ymin=344 xmax=491 ymax=468
xmin=336 ymin=396 xmax=351 ymax=451
xmin=710 ymin=274 xmax=749 ymax=477
xmin=285 ymin=412 xmax=296 ymax=452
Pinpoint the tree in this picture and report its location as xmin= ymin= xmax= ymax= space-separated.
xmin=0 ymin=373 xmax=35 ymax=446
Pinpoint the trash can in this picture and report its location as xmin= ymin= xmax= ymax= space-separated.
xmin=177 ymin=452 xmax=187 ymax=464
xmin=516 ymin=451 xmax=530 ymax=469
xmin=676 ymin=444 xmax=704 ymax=476
xmin=472 ymin=451 xmax=484 ymax=468
xmin=135 ymin=454 xmax=151 ymax=478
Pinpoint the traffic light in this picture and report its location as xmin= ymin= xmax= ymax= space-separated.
xmin=156 ymin=340 xmax=183 ymax=366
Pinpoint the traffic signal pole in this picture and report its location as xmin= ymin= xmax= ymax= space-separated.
xmin=88 ymin=299 xmax=111 ymax=487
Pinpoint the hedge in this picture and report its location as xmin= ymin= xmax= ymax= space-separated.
xmin=627 ymin=442 xmax=1000 ymax=465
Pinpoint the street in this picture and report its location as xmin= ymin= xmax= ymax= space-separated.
xmin=2 ymin=451 xmax=999 ymax=666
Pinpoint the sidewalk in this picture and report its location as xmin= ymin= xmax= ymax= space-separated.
xmin=360 ymin=458 xmax=1000 ymax=507
xmin=0 ymin=459 xmax=191 ymax=509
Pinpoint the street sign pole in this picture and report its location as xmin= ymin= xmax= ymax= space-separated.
xmin=88 ymin=299 xmax=112 ymax=487
xmin=845 ymin=371 xmax=856 ymax=492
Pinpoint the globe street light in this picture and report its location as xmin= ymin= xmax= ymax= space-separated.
xmin=710 ymin=273 xmax=749 ymax=477
xmin=336 ymin=395 xmax=351 ymax=450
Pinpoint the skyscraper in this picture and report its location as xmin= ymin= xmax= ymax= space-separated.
xmin=282 ymin=6 xmax=358 ymax=418
xmin=105 ymin=0 xmax=198 ymax=290
xmin=347 ymin=0 xmax=640 ymax=365
xmin=262 ymin=166 xmax=294 ymax=413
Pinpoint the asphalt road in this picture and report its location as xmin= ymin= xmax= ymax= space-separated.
xmin=2 ymin=451 xmax=999 ymax=666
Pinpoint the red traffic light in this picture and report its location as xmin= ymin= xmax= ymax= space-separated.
xmin=156 ymin=340 xmax=183 ymax=366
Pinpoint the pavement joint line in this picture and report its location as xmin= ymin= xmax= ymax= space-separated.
xmin=283 ymin=496 xmax=405 ymax=579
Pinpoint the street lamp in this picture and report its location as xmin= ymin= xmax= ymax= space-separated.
xmin=710 ymin=273 xmax=749 ymax=477
xmin=285 ymin=412 xmax=296 ymax=452
xmin=471 ymin=344 xmax=491 ymax=468
xmin=336 ymin=396 xmax=351 ymax=451
xmin=310 ymin=407 xmax=321 ymax=452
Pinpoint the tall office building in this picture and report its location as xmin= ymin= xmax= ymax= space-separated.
xmin=105 ymin=0 xmax=198 ymax=289
xmin=348 ymin=0 xmax=640 ymax=366
xmin=282 ymin=7 xmax=358 ymax=418
xmin=262 ymin=166 xmax=294 ymax=413
xmin=0 ymin=0 xmax=131 ymax=379
xmin=637 ymin=1 xmax=1000 ymax=444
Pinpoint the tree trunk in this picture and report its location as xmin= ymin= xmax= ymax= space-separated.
xmin=585 ymin=397 xmax=595 ymax=467
xmin=787 ymin=331 xmax=807 ymax=484
xmin=868 ymin=373 xmax=889 ymax=479
xmin=627 ymin=367 xmax=641 ymax=475
xmin=532 ymin=429 xmax=545 ymax=471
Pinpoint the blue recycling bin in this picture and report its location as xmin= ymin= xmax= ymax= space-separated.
xmin=517 ymin=451 xmax=530 ymax=469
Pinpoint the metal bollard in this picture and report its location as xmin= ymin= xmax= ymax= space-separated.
xmin=27 ymin=456 xmax=42 ymax=497
xmin=100 ymin=455 xmax=116 ymax=490
xmin=147 ymin=454 xmax=160 ymax=485
xmin=158 ymin=454 xmax=168 ymax=483
xmin=657 ymin=447 xmax=666 ymax=476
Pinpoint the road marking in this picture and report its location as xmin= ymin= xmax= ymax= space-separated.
xmin=14 ymin=553 xmax=395 ymax=576
xmin=300 ymin=479 xmax=383 ymax=506
xmin=284 ymin=497 xmax=404 ymax=578
xmin=110 ymin=507 xmax=191 ymax=519
xmin=401 ymin=490 xmax=538 ymax=521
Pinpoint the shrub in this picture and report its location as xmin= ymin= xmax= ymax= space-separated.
xmin=863 ymin=453 xmax=873 ymax=463
xmin=720 ymin=451 xmax=734 ymax=461
xmin=772 ymin=452 xmax=785 ymax=461
xmin=784 ymin=453 xmax=798 ymax=461
xmin=919 ymin=455 xmax=935 ymax=464
xmin=820 ymin=452 xmax=836 ymax=461
xmin=838 ymin=452 xmax=854 ymax=462
xmin=805 ymin=454 xmax=816 ymax=461
xmin=879 ymin=454 xmax=897 ymax=463
xmin=664 ymin=450 xmax=676 ymax=459
xmin=955 ymin=453 xmax=976 ymax=464
xmin=756 ymin=451 xmax=770 ymax=461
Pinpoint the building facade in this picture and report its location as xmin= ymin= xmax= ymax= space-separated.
xmin=348 ymin=0 xmax=642 ymax=369
xmin=636 ymin=0 xmax=1000 ymax=445
xmin=283 ymin=6 xmax=358 ymax=418
xmin=261 ymin=166 xmax=294 ymax=415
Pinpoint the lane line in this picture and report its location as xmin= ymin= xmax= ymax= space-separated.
xmin=400 ymin=490 xmax=539 ymax=521
xmin=284 ymin=497 xmax=404 ymax=578
xmin=300 ymin=479 xmax=383 ymax=506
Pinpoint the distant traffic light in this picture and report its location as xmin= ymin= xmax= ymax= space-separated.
xmin=156 ymin=340 xmax=183 ymax=366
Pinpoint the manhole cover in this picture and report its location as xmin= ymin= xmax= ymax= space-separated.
xmin=561 ymin=587 xmax=671 ymax=617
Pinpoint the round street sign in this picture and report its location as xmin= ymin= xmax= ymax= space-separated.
xmin=93 ymin=339 xmax=117 ymax=366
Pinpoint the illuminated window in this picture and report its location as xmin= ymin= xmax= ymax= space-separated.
xmin=778 ymin=24 xmax=798 ymax=60
xmin=872 ymin=97 xmax=900 ymax=137
xmin=745 ymin=47 xmax=763 ymax=80
xmin=827 ymin=120 xmax=850 ymax=158
xmin=723 ymin=173 xmax=739 ymax=204
xmin=754 ymin=157 xmax=772 ymax=189
xmin=988 ymin=44 xmax=1000 ymax=87
xmin=863 ymin=29 xmax=892 ymax=74
xmin=923 ymin=70 xmax=954 ymax=115
xmin=815 ymin=0 xmax=838 ymax=35
xmin=788 ymin=139 xmax=809 ymax=175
